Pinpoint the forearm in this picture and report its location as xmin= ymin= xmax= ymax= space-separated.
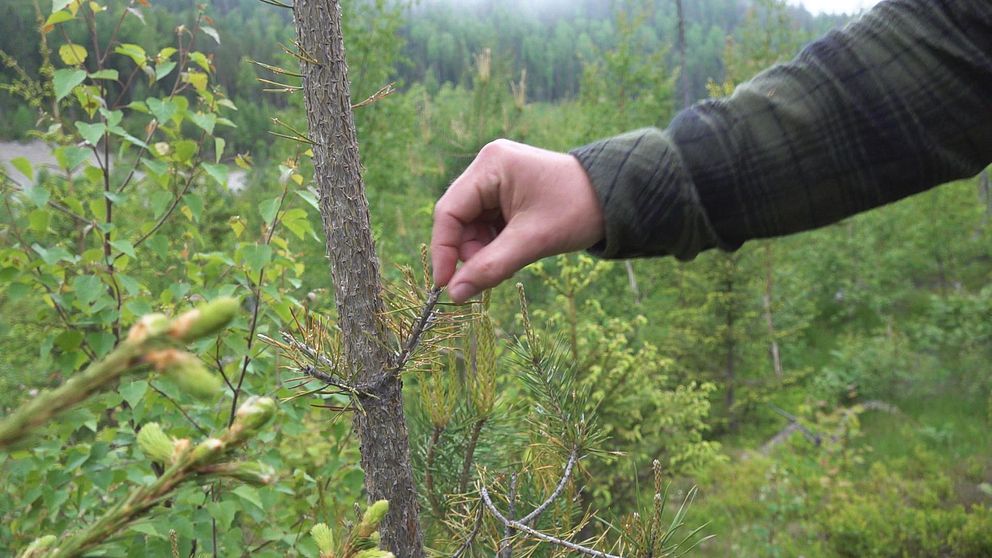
xmin=573 ymin=0 xmax=992 ymax=260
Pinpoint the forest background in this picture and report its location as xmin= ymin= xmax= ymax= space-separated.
xmin=0 ymin=0 xmax=990 ymax=556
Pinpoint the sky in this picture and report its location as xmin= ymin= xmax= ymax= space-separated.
xmin=790 ymin=0 xmax=881 ymax=15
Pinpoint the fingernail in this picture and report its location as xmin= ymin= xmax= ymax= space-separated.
xmin=448 ymin=282 xmax=476 ymax=303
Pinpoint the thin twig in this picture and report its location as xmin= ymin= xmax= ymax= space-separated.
xmin=518 ymin=446 xmax=579 ymax=526
xmin=393 ymin=285 xmax=442 ymax=373
xmin=450 ymin=504 xmax=485 ymax=558
xmin=149 ymin=382 xmax=209 ymax=436
xmin=480 ymin=483 xmax=623 ymax=558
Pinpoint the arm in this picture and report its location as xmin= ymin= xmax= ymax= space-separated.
xmin=573 ymin=0 xmax=992 ymax=260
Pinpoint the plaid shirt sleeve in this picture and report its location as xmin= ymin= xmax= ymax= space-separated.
xmin=571 ymin=0 xmax=992 ymax=260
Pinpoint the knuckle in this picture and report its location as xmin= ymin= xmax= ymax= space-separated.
xmin=479 ymin=138 xmax=511 ymax=160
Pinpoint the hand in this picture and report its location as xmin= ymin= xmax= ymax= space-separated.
xmin=431 ymin=139 xmax=605 ymax=303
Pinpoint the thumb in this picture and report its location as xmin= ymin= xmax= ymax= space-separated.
xmin=447 ymin=225 xmax=541 ymax=303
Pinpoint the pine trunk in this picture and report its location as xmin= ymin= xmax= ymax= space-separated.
xmin=292 ymin=2 xmax=425 ymax=556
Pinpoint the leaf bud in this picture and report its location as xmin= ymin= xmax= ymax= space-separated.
xmin=137 ymin=422 xmax=174 ymax=463
xmin=228 ymin=396 xmax=276 ymax=441
xmin=127 ymin=313 xmax=170 ymax=344
xmin=189 ymin=437 xmax=224 ymax=465
xmin=206 ymin=461 xmax=277 ymax=486
xmin=310 ymin=523 xmax=335 ymax=555
xmin=359 ymin=500 xmax=389 ymax=532
xmin=154 ymin=350 xmax=223 ymax=399
xmin=170 ymin=297 xmax=239 ymax=342
xmin=20 ymin=535 xmax=57 ymax=557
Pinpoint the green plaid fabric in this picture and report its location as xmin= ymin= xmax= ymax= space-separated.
xmin=572 ymin=0 xmax=992 ymax=260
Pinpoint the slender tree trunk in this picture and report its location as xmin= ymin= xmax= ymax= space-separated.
xmin=722 ymin=260 xmax=737 ymax=432
xmin=980 ymin=169 xmax=992 ymax=222
xmin=674 ymin=0 xmax=691 ymax=108
xmin=762 ymin=244 xmax=783 ymax=379
xmin=624 ymin=260 xmax=642 ymax=305
xmin=292 ymin=2 xmax=425 ymax=556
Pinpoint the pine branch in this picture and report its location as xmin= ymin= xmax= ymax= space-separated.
xmin=392 ymin=285 xmax=442 ymax=374
xmin=517 ymin=446 xmax=579 ymax=527
xmin=479 ymin=482 xmax=623 ymax=558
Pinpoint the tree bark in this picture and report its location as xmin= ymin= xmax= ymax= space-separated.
xmin=292 ymin=2 xmax=425 ymax=556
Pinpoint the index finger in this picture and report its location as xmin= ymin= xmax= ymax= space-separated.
xmin=431 ymin=161 xmax=500 ymax=287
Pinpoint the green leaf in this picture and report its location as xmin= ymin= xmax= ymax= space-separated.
xmin=116 ymin=273 xmax=142 ymax=295
xmin=189 ymin=51 xmax=211 ymax=72
xmin=58 ymin=43 xmax=87 ymax=66
xmin=143 ymin=158 xmax=168 ymax=178
xmin=87 ymin=332 xmax=115 ymax=357
xmin=54 ymin=330 xmax=83 ymax=351
xmin=297 ymin=190 xmax=319 ymax=211
xmin=54 ymin=145 xmax=90 ymax=170
xmin=146 ymin=97 xmax=177 ymax=124
xmin=282 ymin=208 xmax=311 ymax=240
xmin=258 ymin=197 xmax=281 ymax=225
xmin=129 ymin=522 xmax=166 ymax=539
xmin=53 ymin=68 xmax=86 ymax=102
xmin=104 ymin=190 xmax=125 ymax=204
xmin=45 ymin=10 xmax=74 ymax=27
xmin=72 ymin=274 xmax=104 ymax=306
xmin=109 ymin=127 xmax=150 ymax=149
xmin=174 ymin=140 xmax=198 ymax=163
xmin=32 ymin=244 xmax=74 ymax=265
xmin=115 ymin=43 xmax=147 ymax=67
xmin=11 ymin=157 xmax=33 ymax=180
xmin=147 ymin=236 xmax=169 ymax=259
xmin=185 ymin=70 xmax=208 ymax=93
xmin=184 ymin=193 xmax=203 ymax=222
xmin=149 ymin=190 xmax=173 ymax=217
xmin=89 ymin=69 xmax=119 ymax=80
xmin=154 ymin=61 xmax=176 ymax=82
xmin=233 ymin=485 xmax=263 ymax=510
xmin=75 ymin=121 xmax=106 ymax=146
xmin=119 ymin=379 xmax=148 ymax=408
xmin=202 ymin=163 xmax=228 ymax=187
xmin=217 ymin=98 xmax=238 ymax=111
xmin=214 ymin=137 xmax=226 ymax=164
xmin=208 ymin=501 xmax=238 ymax=531
xmin=110 ymin=239 xmax=137 ymax=259
xmin=100 ymin=108 xmax=123 ymax=128
xmin=51 ymin=0 xmax=73 ymax=14
xmin=29 ymin=209 xmax=50 ymax=233
xmin=189 ymin=111 xmax=216 ymax=135
xmin=241 ymin=244 xmax=272 ymax=274
xmin=201 ymin=25 xmax=221 ymax=44
xmin=25 ymin=185 xmax=50 ymax=208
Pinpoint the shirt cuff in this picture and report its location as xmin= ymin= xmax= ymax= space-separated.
xmin=569 ymin=127 xmax=724 ymax=261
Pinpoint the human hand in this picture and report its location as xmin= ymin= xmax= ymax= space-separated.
xmin=431 ymin=139 xmax=605 ymax=303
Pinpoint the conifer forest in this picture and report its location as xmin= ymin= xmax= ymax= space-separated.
xmin=0 ymin=0 xmax=990 ymax=556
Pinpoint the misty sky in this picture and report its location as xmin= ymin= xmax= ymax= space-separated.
xmin=790 ymin=0 xmax=881 ymax=14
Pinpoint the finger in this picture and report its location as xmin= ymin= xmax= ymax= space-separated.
xmin=431 ymin=163 xmax=500 ymax=286
xmin=448 ymin=225 xmax=540 ymax=303
xmin=430 ymin=210 xmax=464 ymax=288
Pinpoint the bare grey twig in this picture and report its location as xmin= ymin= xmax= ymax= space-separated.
xmin=479 ymin=483 xmax=622 ymax=558
xmin=518 ymin=447 xmax=579 ymax=526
